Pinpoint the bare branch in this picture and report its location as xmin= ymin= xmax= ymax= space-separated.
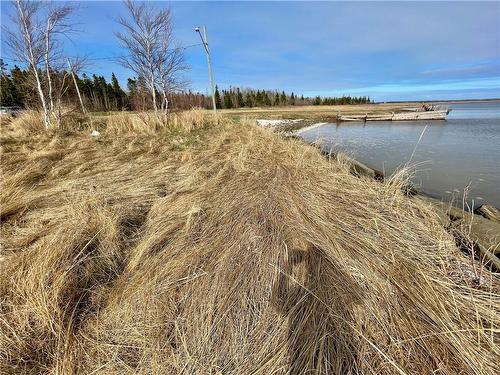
xmin=116 ymin=0 xmax=187 ymax=112
xmin=4 ymin=1 xmax=81 ymax=128
xmin=43 ymin=2 xmax=78 ymax=119
xmin=5 ymin=0 xmax=49 ymax=127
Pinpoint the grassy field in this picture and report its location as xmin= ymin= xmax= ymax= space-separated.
xmin=1 ymin=110 xmax=499 ymax=374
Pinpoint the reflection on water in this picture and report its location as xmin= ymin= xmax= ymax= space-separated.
xmin=300 ymin=101 xmax=500 ymax=208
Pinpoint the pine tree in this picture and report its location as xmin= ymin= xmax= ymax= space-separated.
xmin=0 ymin=61 xmax=23 ymax=107
xmin=264 ymin=91 xmax=271 ymax=106
xmin=99 ymin=76 xmax=111 ymax=109
xmin=274 ymin=92 xmax=280 ymax=106
xmin=236 ymin=88 xmax=244 ymax=107
xmin=12 ymin=66 xmax=29 ymax=106
xmin=223 ymin=90 xmax=232 ymax=109
xmin=111 ymin=73 xmax=125 ymax=109
xmin=214 ymin=85 xmax=222 ymax=109
xmin=290 ymin=92 xmax=295 ymax=105
xmin=255 ymin=90 xmax=262 ymax=106
xmin=245 ymin=91 xmax=254 ymax=107
xmin=280 ymin=91 xmax=286 ymax=104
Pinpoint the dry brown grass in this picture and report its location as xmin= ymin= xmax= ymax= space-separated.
xmin=102 ymin=109 xmax=213 ymax=135
xmin=0 ymin=110 xmax=499 ymax=374
xmin=5 ymin=109 xmax=90 ymax=136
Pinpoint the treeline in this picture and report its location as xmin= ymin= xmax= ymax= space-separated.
xmin=1 ymin=61 xmax=372 ymax=112
xmin=0 ymin=61 xmax=210 ymax=112
xmin=312 ymin=95 xmax=372 ymax=105
xmin=215 ymin=87 xmax=303 ymax=109
xmin=213 ymin=86 xmax=372 ymax=109
xmin=0 ymin=60 xmax=129 ymax=111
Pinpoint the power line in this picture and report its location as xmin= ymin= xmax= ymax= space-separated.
xmin=1 ymin=43 xmax=204 ymax=64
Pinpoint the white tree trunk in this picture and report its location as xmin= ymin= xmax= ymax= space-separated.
xmin=161 ymin=90 xmax=169 ymax=114
xmin=150 ymin=69 xmax=157 ymax=112
xmin=45 ymin=19 xmax=54 ymax=115
xmin=36 ymin=69 xmax=50 ymax=129
xmin=67 ymin=58 xmax=86 ymax=114
xmin=17 ymin=0 xmax=49 ymax=129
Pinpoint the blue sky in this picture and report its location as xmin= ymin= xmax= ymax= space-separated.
xmin=1 ymin=1 xmax=500 ymax=101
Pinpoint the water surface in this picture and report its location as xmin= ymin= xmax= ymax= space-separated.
xmin=300 ymin=101 xmax=500 ymax=208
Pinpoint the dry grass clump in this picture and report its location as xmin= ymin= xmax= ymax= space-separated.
xmin=1 ymin=111 xmax=499 ymax=374
xmin=5 ymin=110 xmax=46 ymax=134
xmin=4 ymin=108 xmax=215 ymax=138
xmin=102 ymin=108 xmax=218 ymax=135
xmin=6 ymin=109 xmax=90 ymax=136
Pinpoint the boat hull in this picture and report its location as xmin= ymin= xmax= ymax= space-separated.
xmin=338 ymin=110 xmax=449 ymax=122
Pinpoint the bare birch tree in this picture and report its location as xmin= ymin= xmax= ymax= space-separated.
xmin=157 ymin=42 xmax=188 ymax=113
xmin=116 ymin=0 xmax=187 ymax=113
xmin=43 ymin=3 xmax=76 ymax=124
xmin=5 ymin=0 xmax=49 ymax=128
xmin=4 ymin=0 xmax=78 ymax=129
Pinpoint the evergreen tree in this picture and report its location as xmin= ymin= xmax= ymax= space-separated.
xmin=263 ymin=91 xmax=271 ymax=106
xmin=280 ymin=91 xmax=286 ymax=104
xmin=236 ymin=88 xmax=244 ymax=107
xmin=92 ymin=75 xmax=102 ymax=107
xmin=0 ymin=59 xmax=7 ymax=77
xmin=254 ymin=90 xmax=261 ymax=106
xmin=274 ymin=92 xmax=280 ymax=106
xmin=245 ymin=91 xmax=254 ymax=107
xmin=79 ymin=74 xmax=93 ymax=100
xmin=10 ymin=65 xmax=29 ymax=106
xmin=290 ymin=92 xmax=295 ymax=105
xmin=0 ymin=60 xmax=23 ymax=107
xmin=111 ymin=73 xmax=125 ymax=109
xmin=223 ymin=90 xmax=232 ymax=109
xmin=214 ymin=85 xmax=222 ymax=109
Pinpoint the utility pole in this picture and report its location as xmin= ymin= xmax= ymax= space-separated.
xmin=195 ymin=26 xmax=216 ymax=113
xmin=67 ymin=58 xmax=86 ymax=114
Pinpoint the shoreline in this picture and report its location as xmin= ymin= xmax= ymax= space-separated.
xmin=272 ymin=115 xmax=499 ymax=211
xmin=285 ymin=133 xmax=500 ymax=270
xmin=290 ymin=122 xmax=328 ymax=134
xmin=222 ymin=102 xmax=454 ymax=124
xmin=292 ymin=127 xmax=496 ymax=210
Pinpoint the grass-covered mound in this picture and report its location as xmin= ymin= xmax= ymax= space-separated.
xmin=1 ymin=111 xmax=498 ymax=374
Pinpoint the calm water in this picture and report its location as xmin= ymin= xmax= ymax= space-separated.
xmin=300 ymin=101 xmax=500 ymax=208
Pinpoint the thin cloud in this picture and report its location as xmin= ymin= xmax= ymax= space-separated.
xmin=421 ymin=63 xmax=500 ymax=77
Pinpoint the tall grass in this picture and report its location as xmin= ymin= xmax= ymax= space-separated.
xmin=4 ymin=107 xmax=216 ymax=137
xmin=6 ymin=109 xmax=90 ymax=136
xmin=0 ymin=110 xmax=498 ymax=374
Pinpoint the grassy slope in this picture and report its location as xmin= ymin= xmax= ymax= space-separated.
xmin=0 ymin=111 xmax=499 ymax=374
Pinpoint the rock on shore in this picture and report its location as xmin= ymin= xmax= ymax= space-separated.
xmin=418 ymin=196 xmax=500 ymax=269
xmin=475 ymin=204 xmax=500 ymax=223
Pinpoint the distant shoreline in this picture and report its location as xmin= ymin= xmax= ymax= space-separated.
xmin=381 ymin=98 xmax=500 ymax=104
xmin=223 ymin=102 xmax=455 ymax=126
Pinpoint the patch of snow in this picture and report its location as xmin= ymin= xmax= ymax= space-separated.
xmin=90 ymin=130 xmax=100 ymax=137
xmin=256 ymin=119 xmax=303 ymax=127
xmin=294 ymin=122 xmax=328 ymax=134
